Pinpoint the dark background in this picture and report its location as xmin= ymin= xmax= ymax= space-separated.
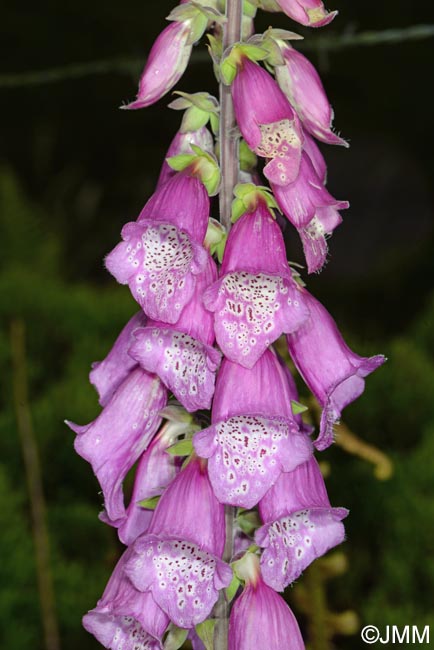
xmin=1 ymin=1 xmax=434 ymax=648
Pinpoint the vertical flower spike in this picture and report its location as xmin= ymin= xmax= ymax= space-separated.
xmin=194 ymin=349 xmax=312 ymax=508
xmin=121 ymin=21 xmax=193 ymax=110
xmin=229 ymin=52 xmax=304 ymax=185
xmin=275 ymin=43 xmax=347 ymax=146
xmin=157 ymin=127 xmax=214 ymax=189
xmin=274 ymin=0 xmax=337 ymax=28
xmin=89 ymin=311 xmax=147 ymax=407
xmin=256 ymin=457 xmax=348 ymax=590
xmin=83 ymin=547 xmax=169 ymax=650
xmin=124 ymin=458 xmax=233 ymax=628
xmin=228 ymin=553 xmax=305 ymax=650
xmin=129 ymin=255 xmax=222 ymax=412
xmin=286 ymin=290 xmax=386 ymax=450
xmin=66 ymin=368 xmax=167 ymax=523
xmin=203 ymin=198 xmax=309 ymax=367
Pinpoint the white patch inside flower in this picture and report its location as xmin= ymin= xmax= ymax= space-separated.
xmin=112 ymin=616 xmax=158 ymax=650
xmin=304 ymin=216 xmax=326 ymax=241
xmin=256 ymin=119 xmax=301 ymax=159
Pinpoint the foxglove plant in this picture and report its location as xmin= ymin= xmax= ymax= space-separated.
xmin=71 ymin=1 xmax=385 ymax=648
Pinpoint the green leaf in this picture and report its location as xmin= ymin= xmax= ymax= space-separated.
xmin=164 ymin=625 xmax=189 ymax=650
xmin=167 ymin=439 xmax=194 ymax=457
xmin=137 ymin=495 xmax=160 ymax=510
xmin=291 ymin=400 xmax=308 ymax=415
xmin=195 ymin=619 xmax=217 ymax=650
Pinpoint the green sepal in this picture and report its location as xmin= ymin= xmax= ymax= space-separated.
xmin=167 ymin=3 xmax=225 ymax=45
xmin=167 ymin=153 xmax=196 ymax=172
xmin=182 ymin=106 xmax=210 ymax=132
xmin=195 ymin=619 xmax=217 ymax=650
xmin=231 ymin=183 xmax=279 ymax=222
xmin=225 ymin=572 xmax=241 ymax=603
xmin=160 ymin=404 xmax=195 ymax=424
xmin=237 ymin=509 xmax=261 ymax=535
xmin=167 ymin=146 xmax=220 ymax=196
xmin=207 ymin=33 xmax=223 ymax=63
xmin=220 ymin=43 xmax=268 ymax=85
xmin=232 ymin=549 xmax=260 ymax=582
xmin=169 ymin=92 xmax=219 ymax=133
xmin=220 ymin=56 xmax=238 ymax=86
xmin=249 ymin=0 xmax=280 ymax=10
xmin=167 ymin=439 xmax=194 ymax=457
xmin=239 ymin=140 xmax=257 ymax=172
xmin=237 ymin=43 xmax=269 ymax=62
xmin=209 ymin=112 xmax=220 ymax=136
xmin=205 ymin=218 xmax=227 ymax=262
xmin=164 ymin=624 xmax=189 ymax=650
xmin=291 ymin=400 xmax=308 ymax=415
xmin=137 ymin=495 xmax=160 ymax=510
xmin=243 ymin=0 xmax=258 ymax=18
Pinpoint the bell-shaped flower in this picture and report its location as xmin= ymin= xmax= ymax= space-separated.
xmin=275 ymin=43 xmax=347 ymax=146
xmin=194 ymin=349 xmax=312 ymax=509
xmin=106 ymin=170 xmax=210 ymax=324
xmin=272 ymin=152 xmax=348 ymax=273
xmin=203 ymin=200 xmax=309 ymax=368
xmin=129 ymin=255 xmax=222 ymax=412
xmin=275 ymin=0 xmax=337 ymax=28
xmin=89 ymin=311 xmax=147 ymax=407
xmin=286 ymin=289 xmax=386 ymax=450
xmin=66 ymin=368 xmax=167 ymax=523
xmin=124 ymin=458 xmax=233 ymax=628
xmin=157 ymin=127 xmax=214 ymax=188
xmin=228 ymin=553 xmax=305 ymax=650
xmin=121 ymin=21 xmax=193 ymax=110
xmin=230 ymin=53 xmax=303 ymax=185
xmin=303 ymin=131 xmax=327 ymax=184
xmin=256 ymin=457 xmax=348 ymax=590
xmin=83 ymin=546 xmax=169 ymax=650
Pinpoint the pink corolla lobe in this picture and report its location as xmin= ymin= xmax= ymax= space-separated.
xmin=122 ymin=21 xmax=193 ymax=110
xmin=66 ymin=368 xmax=167 ymax=523
xmin=231 ymin=56 xmax=304 ymax=185
xmin=275 ymin=0 xmax=337 ymax=28
xmin=256 ymin=457 xmax=348 ymax=590
xmin=286 ymin=289 xmax=386 ymax=450
xmin=203 ymin=201 xmax=309 ymax=368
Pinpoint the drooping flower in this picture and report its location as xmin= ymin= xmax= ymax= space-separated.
xmin=124 ymin=458 xmax=233 ymax=628
xmin=272 ymin=151 xmax=349 ymax=272
xmin=256 ymin=456 xmax=348 ymax=590
xmin=274 ymin=0 xmax=337 ymax=28
xmin=157 ymin=126 xmax=214 ymax=188
xmin=121 ymin=21 xmax=193 ymax=110
xmin=89 ymin=311 xmax=147 ymax=407
xmin=106 ymin=170 xmax=210 ymax=324
xmin=194 ymin=349 xmax=312 ymax=508
xmin=286 ymin=289 xmax=386 ymax=450
xmin=203 ymin=199 xmax=309 ymax=367
xmin=83 ymin=546 xmax=169 ymax=650
xmin=230 ymin=54 xmax=304 ymax=185
xmin=228 ymin=553 xmax=305 ymax=650
xmin=129 ymin=254 xmax=221 ymax=412
xmin=66 ymin=368 xmax=167 ymax=523
xmin=275 ymin=42 xmax=347 ymax=146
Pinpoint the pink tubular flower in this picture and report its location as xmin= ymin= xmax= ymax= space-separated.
xmin=286 ymin=289 xmax=386 ymax=450
xmin=193 ymin=349 xmax=312 ymax=508
xmin=231 ymin=56 xmax=303 ymax=185
xmin=228 ymin=554 xmax=305 ymax=650
xmin=203 ymin=201 xmax=309 ymax=368
xmin=275 ymin=0 xmax=337 ymax=28
xmin=157 ymin=127 xmax=214 ymax=188
xmin=83 ymin=547 xmax=169 ymax=650
xmin=256 ymin=457 xmax=348 ymax=590
xmin=129 ymin=255 xmax=221 ymax=412
xmin=275 ymin=43 xmax=347 ymax=146
xmin=89 ymin=311 xmax=147 ymax=407
xmin=122 ymin=21 xmax=193 ymax=110
xmin=272 ymin=152 xmax=349 ymax=273
xmin=124 ymin=458 xmax=233 ymax=628
xmin=66 ymin=368 xmax=167 ymax=523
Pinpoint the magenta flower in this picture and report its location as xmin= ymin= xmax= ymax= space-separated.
xmin=231 ymin=56 xmax=303 ymax=185
xmin=256 ymin=457 xmax=348 ymax=590
xmin=83 ymin=547 xmax=169 ymax=650
xmin=122 ymin=21 xmax=193 ymax=110
xmin=286 ymin=289 xmax=386 ymax=450
xmin=228 ymin=554 xmax=305 ymax=650
xmin=89 ymin=311 xmax=147 ymax=407
xmin=129 ymin=256 xmax=221 ymax=412
xmin=124 ymin=458 xmax=233 ymax=628
xmin=157 ymin=126 xmax=214 ymax=188
xmin=203 ymin=201 xmax=309 ymax=368
xmin=194 ymin=349 xmax=312 ymax=508
xmin=66 ymin=368 xmax=167 ymax=523
xmin=275 ymin=0 xmax=337 ymax=28
xmin=303 ymin=132 xmax=327 ymax=183
xmin=275 ymin=43 xmax=347 ymax=146
xmin=272 ymin=152 xmax=349 ymax=273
